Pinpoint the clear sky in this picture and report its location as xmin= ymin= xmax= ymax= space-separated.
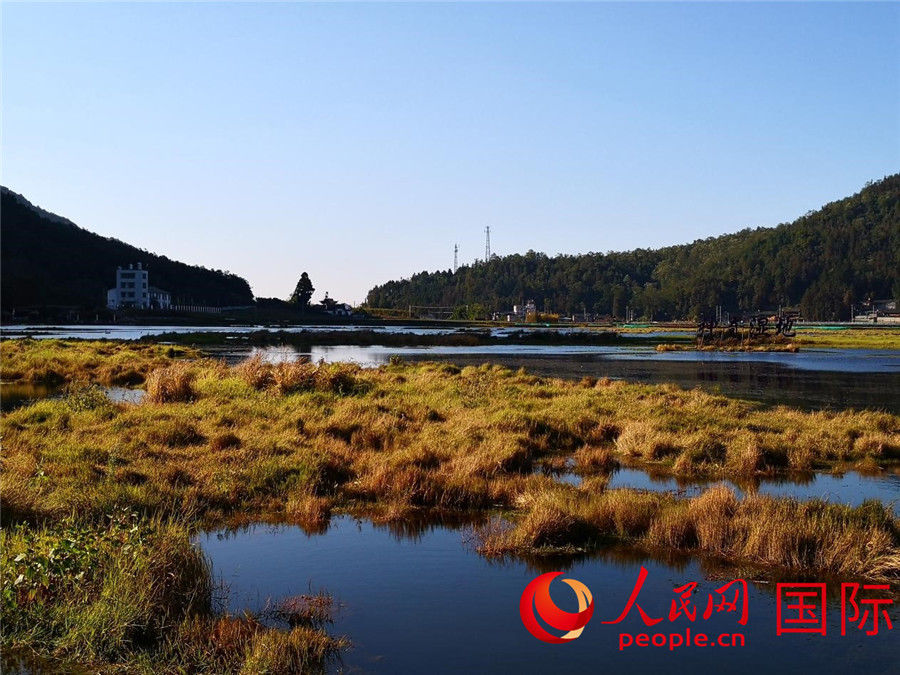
xmin=3 ymin=2 xmax=898 ymax=304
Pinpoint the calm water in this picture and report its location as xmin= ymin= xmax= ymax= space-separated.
xmin=224 ymin=343 xmax=899 ymax=374
xmin=0 ymin=382 xmax=57 ymax=411
xmin=199 ymin=516 xmax=899 ymax=674
xmin=538 ymin=465 xmax=899 ymax=514
xmin=606 ymin=468 xmax=900 ymax=514
xmin=0 ymin=323 xmax=628 ymax=340
xmin=0 ymin=383 xmax=144 ymax=412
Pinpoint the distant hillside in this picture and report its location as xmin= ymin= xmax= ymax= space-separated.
xmin=366 ymin=175 xmax=900 ymax=321
xmin=1 ymin=187 xmax=254 ymax=310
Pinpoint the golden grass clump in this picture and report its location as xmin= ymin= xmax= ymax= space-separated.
xmin=475 ymin=485 xmax=900 ymax=581
xmin=210 ymin=432 xmax=242 ymax=452
xmin=285 ymin=494 xmax=332 ymax=533
xmin=0 ymin=339 xmax=198 ymax=385
xmin=616 ymin=422 xmax=681 ymax=461
xmin=725 ymin=433 xmax=766 ymax=475
xmin=234 ymin=353 xmax=274 ymax=389
xmin=646 ymin=503 xmax=696 ymax=548
xmin=235 ymin=354 xmax=366 ymax=396
xmin=145 ymin=361 xmax=198 ymax=403
xmin=239 ymin=625 xmax=349 ymax=675
xmin=688 ymin=484 xmax=738 ymax=550
xmin=587 ymin=488 xmax=665 ymax=538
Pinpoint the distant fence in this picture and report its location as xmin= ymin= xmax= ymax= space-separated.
xmin=171 ymin=305 xmax=222 ymax=314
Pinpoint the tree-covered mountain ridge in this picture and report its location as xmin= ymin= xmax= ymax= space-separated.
xmin=1 ymin=186 xmax=254 ymax=310
xmin=365 ymin=175 xmax=899 ymax=320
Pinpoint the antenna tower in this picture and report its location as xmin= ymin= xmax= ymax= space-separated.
xmin=453 ymin=244 xmax=458 ymax=273
xmin=485 ymin=226 xmax=491 ymax=262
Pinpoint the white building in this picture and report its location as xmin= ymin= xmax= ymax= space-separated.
xmin=107 ymin=263 xmax=170 ymax=310
xmin=149 ymin=286 xmax=172 ymax=310
xmin=500 ymin=300 xmax=537 ymax=322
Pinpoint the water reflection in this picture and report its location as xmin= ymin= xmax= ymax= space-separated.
xmin=0 ymin=382 xmax=58 ymax=412
xmin=212 ymin=343 xmax=899 ymax=373
xmin=0 ymin=383 xmax=145 ymax=412
xmin=529 ymin=462 xmax=900 ymax=514
xmin=199 ymin=516 xmax=899 ymax=674
xmin=210 ymin=509 xmax=489 ymax=544
xmin=604 ymin=467 xmax=900 ymax=514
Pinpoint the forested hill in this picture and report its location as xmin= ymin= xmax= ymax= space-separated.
xmin=1 ymin=187 xmax=254 ymax=310
xmin=366 ymin=175 xmax=900 ymax=321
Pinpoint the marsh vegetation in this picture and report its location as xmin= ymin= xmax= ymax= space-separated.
xmin=2 ymin=340 xmax=898 ymax=670
xmin=0 ymin=339 xmax=198 ymax=386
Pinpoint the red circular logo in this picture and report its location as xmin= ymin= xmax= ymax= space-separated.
xmin=520 ymin=572 xmax=594 ymax=643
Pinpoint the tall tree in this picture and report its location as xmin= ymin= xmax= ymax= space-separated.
xmin=289 ymin=272 xmax=315 ymax=308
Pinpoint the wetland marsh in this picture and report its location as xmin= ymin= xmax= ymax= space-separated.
xmin=1 ymin=335 xmax=898 ymax=672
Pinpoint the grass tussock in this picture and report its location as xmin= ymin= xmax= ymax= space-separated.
xmin=1 ymin=339 xmax=198 ymax=385
xmin=285 ymin=494 xmax=333 ymax=533
xmin=574 ymin=445 xmax=619 ymax=473
xmin=145 ymin=361 xmax=200 ymax=403
xmin=240 ymin=625 xmax=348 ymax=675
xmin=475 ymin=486 xmax=900 ymax=581
xmin=236 ymin=354 xmax=368 ymax=396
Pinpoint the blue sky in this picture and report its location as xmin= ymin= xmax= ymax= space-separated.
xmin=3 ymin=2 xmax=898 ymax=303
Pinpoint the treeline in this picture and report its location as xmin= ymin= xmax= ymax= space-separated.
xmin=366 ymin=175 xmax=900 ymax=320
xmin=1 ymin=187 xmax=254 ymax=310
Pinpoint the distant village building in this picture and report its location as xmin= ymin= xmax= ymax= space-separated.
xmin=149 ymin=286 xmax=172 ymax=310
xmin=497 ymin=299 xmax=537 ymax=322
xmin=107 ymin=264 xmax=171 ymax=310
xmin=854 ymin=298 xmax=899 ymax=324
xmin=318 ymin=293 xmax=353 ymax=316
